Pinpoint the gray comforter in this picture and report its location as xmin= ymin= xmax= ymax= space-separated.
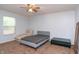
xmin=21 ymin=35 xmax=49 ymax=44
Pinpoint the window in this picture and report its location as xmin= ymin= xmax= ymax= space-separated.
xmin=3 ymin=16 xmax=15 ymax=35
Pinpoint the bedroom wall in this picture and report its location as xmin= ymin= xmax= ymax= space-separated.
xmin=0 ymin=10 xmax=28 ymax=44
xmin=75 ymin=7 xmax=79 ymax=23
xmin=28 ymin=11 xmax=75 ymax=45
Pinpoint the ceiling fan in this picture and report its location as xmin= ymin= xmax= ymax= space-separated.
xmin=21 ymin=4 xmax=40 ymax=13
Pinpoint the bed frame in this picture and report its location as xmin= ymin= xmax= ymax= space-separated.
xmin=18 ymin=31 xmax=50 ymax=48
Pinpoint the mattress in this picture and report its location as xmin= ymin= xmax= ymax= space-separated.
xmin=22 ymin=35 xmax=49 ymax=44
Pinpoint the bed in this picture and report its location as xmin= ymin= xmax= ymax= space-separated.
xmin=18 ymin=31 xmax=50 ymax=48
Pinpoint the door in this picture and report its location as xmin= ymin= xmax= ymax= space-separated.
xmin=74 ymin=22 xmax=79 ymax=54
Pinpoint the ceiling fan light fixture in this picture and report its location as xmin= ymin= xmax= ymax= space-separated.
xmin=28 ymin=8 xmax=33 ymax=12
xmin=21 ymin=4 xmax=40 ymax=13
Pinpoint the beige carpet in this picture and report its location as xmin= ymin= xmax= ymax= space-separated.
xmin=0 ymin=40 xmax=74 ymax=54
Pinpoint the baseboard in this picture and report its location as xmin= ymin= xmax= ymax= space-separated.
xmin=0 ymin=39 xmax=16 ymax=44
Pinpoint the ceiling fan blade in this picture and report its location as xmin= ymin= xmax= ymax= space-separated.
xmin=27 ymin=4 xmax=30 ymax=6
xmin=32 ymin=9 xmax=38 ymax=12
xmin=32 ymin=6 xmax=40 ymax=11
xmin=35 ymin=7 xmax=40 ymax=9
xmin=27 ymin=4 xmax=34 ymax=8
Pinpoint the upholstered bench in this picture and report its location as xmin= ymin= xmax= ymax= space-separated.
xmin=51 ymin=37 xmax=71 ymax=48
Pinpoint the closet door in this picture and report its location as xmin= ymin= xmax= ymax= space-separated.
xmin=74 ymin=22 xmax=79 ymax=54
xmin=77 ymin=24 xmax=79 ymax=54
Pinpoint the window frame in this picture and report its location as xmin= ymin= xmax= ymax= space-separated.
xmin=3 ymin=16 xmax=16 ymax=35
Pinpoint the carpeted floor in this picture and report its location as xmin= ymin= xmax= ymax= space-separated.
xmin=0 ymin=40 xmax=75 ymax=54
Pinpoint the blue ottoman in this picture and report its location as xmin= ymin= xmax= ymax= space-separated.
xmin=51 ymin=38 xmax=71 ymax=48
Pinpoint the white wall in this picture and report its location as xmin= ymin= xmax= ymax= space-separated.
xmin=0 ymin=10 xmax=28 ymax=43
xmin=28 ymin=11 xmax=75 ymax=45
xmin=0 ymin=10 xmax=76 ymax=45
xmin=75 ymin=7 xmax=79 ymax=23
